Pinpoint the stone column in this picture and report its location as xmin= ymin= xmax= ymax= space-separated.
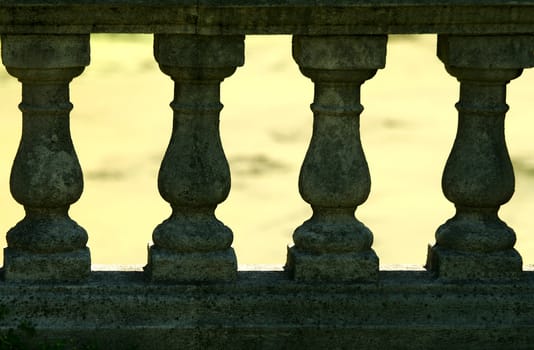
xmin=427 ymin=35 xmax=534 ymax=280
xmin=286 ymin=35 xmax=387 ymax=282
xmin=146 ymin=34 xmax=243 ymax=283
xmin=1 ymin=34 xmax=90 ymax=282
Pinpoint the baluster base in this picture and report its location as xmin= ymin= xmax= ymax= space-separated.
xmin=426 ymin=245 xmax=522 ymax=280
xmin=285 ymin=246 xmax=378 ymax=282
xmin=2 ymin=247 xmax=90 ymax=282
xmin=145 ymin=246 xmax=237 ymax=283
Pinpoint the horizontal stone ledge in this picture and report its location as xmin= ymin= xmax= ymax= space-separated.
xmin=1 ymin=3 xmax=534 ymax=34
xmin=0 ymin=266 xmax=533 ymax=348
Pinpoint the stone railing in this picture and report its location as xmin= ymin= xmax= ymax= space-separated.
xmin=1 ymin=1 xmax=534 ymax=348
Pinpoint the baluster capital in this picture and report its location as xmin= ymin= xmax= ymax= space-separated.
xmin=154 ymin=34 xmax=244 ymax=81
xmin=293 ymin=35 xmax=386 ymax=83
xmin=437 ymin=34 xmax=534 ymax=70
xmin=2 ymin=34 xmax=89 ymax=76
xmin=293 ymin=35 xmax=387 ymax=70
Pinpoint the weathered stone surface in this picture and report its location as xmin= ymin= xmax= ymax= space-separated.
xmin=427 ymin=246 xmax=522 ymax=280
xmin=2 ymin=34 xmax=90 ymax=68
xmin=1 ymin=34 xmax=91 ymax=282
xmin=0 ymin=3 xmax=534 ymax=347
xmin=146 ymin=34 xmax=243 ymax=283
xmin=293 ymin=35 xmax=386 ymax=70
xmin=287 ymin=246 xmax=378 ymax=281
xmin=4 ymin=1 xmax=534 ymax=35
xmin=154 ymin=33 xmax=244 ymax=68
xmin=0 ymin=268 xmax=533 ymax=348
xmin=437 ymin=35 xmax=534 ymax=69
xmin=286 ymin=35 xmax=386 ymax=282
xmin=3 ymin=247 xmax=90 ymax=282
xmin=146 ymin=246 xmax=237 ymax=282
xmin=428 ymin=35 xmax=530 ymax=280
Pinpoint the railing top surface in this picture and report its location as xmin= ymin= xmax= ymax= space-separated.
xmin=3 ymin=0 xmax=534 ymax=5
xmin=1 ymin=0 xmax=534 ymax=34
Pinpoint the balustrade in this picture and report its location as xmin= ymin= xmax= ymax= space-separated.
xmin=1 ymin=33 xmax=532 ymax=283
xmin=1 ymin=1 xmax=534 ymax=345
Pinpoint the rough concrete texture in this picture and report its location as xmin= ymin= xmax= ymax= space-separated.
xmin=1 ymin=35 xmax=90 ymax=282
xmin=147 ymin=35 xmax=244 ymax=282
xmin=286 ymin=36 xmax=385 ymax=281
xmin=428 ymin=35 xmax=533 ymax=279
xmin=0 ymin=268 xmax=533 ymax=349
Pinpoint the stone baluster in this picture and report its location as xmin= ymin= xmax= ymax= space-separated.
xmin=286 ymin=35 xmax=387 ymax=282
xmin=146 ymin=34 xmax=243 ymax=283
xmin=1 ymin=34 xmax=90 ymax=282
xmin=427 ymin=35 xmax=534 ymax=279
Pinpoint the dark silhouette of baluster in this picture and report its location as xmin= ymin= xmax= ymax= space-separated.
xmin=1 ymin=34 xmax=90 ymax=281
xmin=146 ymin=34 xmax=243 ymax=282
xmin=427 ymin=35 xmax=534 ymax=279
xmin=286 ymin=35 xmax=387 ymax=282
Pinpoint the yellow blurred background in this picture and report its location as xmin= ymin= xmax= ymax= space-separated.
xmin=1 ymin=34 xmax=533 ymax=267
